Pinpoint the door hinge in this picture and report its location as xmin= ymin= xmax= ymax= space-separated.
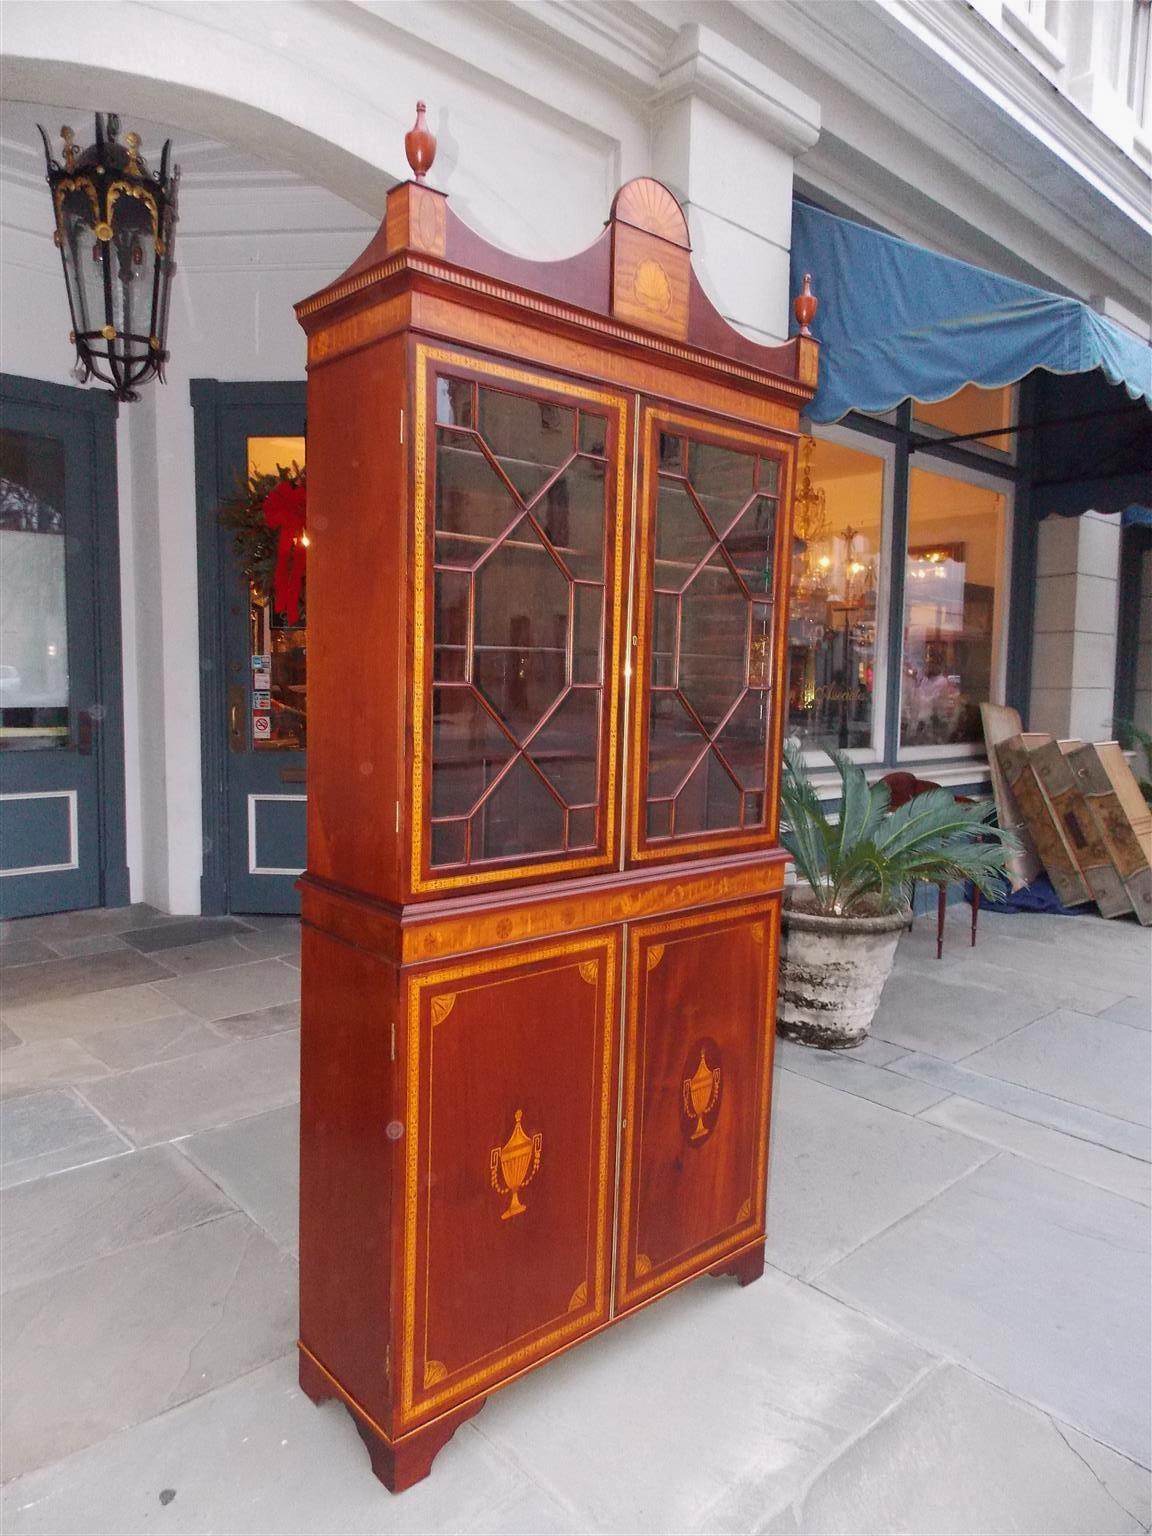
xmin=390 ymin=1018 xmax=397 ymax=1062
xmin=385 ymin=1343 xmax=391 ymax=1380
xmin=395 ymin=800 xmax=401 ymax=835
xmin=399 ymin=408 xmax=405 ymax=445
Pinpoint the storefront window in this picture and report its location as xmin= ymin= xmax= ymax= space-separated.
xmin=901 ymin=466 xmax=1007 ymax=750
xmin=913 ymin=384 xmax=1014 ymax=454
xmin=787 ymin=435 xmax=886 ymax=754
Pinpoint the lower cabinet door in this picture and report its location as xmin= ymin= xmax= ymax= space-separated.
xmin=399 ymin=930 xmax=619 ymax=1429
xmin=616 ymin=898 xmax=779 ymax=1312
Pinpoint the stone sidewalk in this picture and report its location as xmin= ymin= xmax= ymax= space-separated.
xmin=0 ymin=901 xmax=1148 ymax=1534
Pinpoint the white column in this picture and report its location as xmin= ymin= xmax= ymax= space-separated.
xmin=1030 ymin=511 xmax=1122 ymax=741
xmin=651 ymin=25 xmax=820 ymax=344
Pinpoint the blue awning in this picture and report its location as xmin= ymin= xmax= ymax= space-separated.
xmin=790 ymin=203 xmax=1152 ymax=424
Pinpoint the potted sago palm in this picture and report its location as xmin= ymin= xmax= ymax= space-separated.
xmin=777 ymin=744 xmax=1017 ymax=1049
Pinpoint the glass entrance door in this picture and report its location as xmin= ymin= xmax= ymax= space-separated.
xmin=0 ymin=379 xmax=127 ymax=918
xmin=218 ymin=408 xmax=308 ymax=909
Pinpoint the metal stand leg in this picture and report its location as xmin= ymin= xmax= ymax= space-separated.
xmin=936 ymin=883 xmax=947 ymax=959
xmin=971 ymin=886 xmax=980 ymax=947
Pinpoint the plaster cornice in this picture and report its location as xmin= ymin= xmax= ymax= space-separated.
xmin=881 ymin=0 xmax=1150 ymax=228
xmin=653 ymin=23 xmax=820 ymax=154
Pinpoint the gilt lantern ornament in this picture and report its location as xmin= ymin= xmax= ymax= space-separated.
xmin=39 ymin=113 xmax=178 ymax=402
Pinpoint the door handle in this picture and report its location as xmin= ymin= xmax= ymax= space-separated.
xmin=228 ymin=684 xmax=246 ymax=753
xmin=76 ymin=707 xmax=97 ymax=755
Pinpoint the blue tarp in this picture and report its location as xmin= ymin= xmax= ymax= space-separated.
xmin=790 ymin=202 xmax=1152 ymax=424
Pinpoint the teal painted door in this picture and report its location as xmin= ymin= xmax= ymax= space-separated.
xmin=196 ymin=384 xmax=307 ymax=914
xmin=0 ymin=378 xmax=127 ymax=918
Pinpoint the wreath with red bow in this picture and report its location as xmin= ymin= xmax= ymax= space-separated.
xmin=218 ymin=465 xmax=307 ymax=625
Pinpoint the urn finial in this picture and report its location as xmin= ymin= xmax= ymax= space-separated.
xmin=404 ymin=101 xmax=436 ymax=183
xmin=794 ymin=273 xmax=817 ymax=337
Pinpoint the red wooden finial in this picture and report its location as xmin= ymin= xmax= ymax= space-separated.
xmin=794 ymin=273 xmax=817 ymax=336
xmin=404 ymin=101 xmax=436 ymax=183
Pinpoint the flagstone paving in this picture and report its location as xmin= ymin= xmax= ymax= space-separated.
xmin=1 ymin=902 xmax=1149 ymax=1533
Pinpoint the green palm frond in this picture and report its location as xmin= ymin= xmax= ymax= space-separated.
xmin=779 ymin=748 xmax=1018 ymax=917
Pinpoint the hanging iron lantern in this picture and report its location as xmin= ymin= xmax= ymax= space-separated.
xmin=38 ymin=113 xmax=178 ymax=402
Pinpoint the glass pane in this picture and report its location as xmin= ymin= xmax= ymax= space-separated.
xmin=678 ymin=559 xmax=747 ymax=731
xmin=687 ymin=439 xmax=755 ymax=529
xmin=0 ymin=430 xmax=69 ymax=751
xmin=531 ymin=688 xmax=600 ymax=805
xmin=901 ymin=468 xmax=1006 ymax=749
xmin=658 ymin=433 xmax=684 ymax=472
xmin=645 ymin=428 xmax=766 ymax=840
xmin=758 ymin=458 xmax=781 ymax=497
xmin=647 ymin=800 xmax=673 ymax=839
xmin=435 ymin=430 xmax=517 ymax=546
xmin=722 ymin=496 xmax=776 ymax=593
xmin=913 ymin=385 xmax=1013 ymax=453
xmin=787 ymin=436 xmax=883 ymax=754
xmin=652 ymin=591 xmax=677 ymax=688
xmin=431 ymin=688 xmax=514 ymax=819
xmin=532 ymin=458 xmax=607 ymax=581
xmin=654 ymin=480 xmax=712 ymax=591
xmin=674 ymin=751 xmax=741 ymax=836
xmin=572 ymin=584 xmax=603 ymax=686
xmin=246 ymin=438 xmax=307 ymax=751
xmin=648 ymin=692 xmax=706 ymax=798
xmin=749 ymin=602 xmax=773 ymax=689
xmin=473 ymin=522 xmax=568 ymax=743
xmin=436 ymin=377 xmax=474 ymax=428
xmin=477 ymin=386 xmax=574 ymax=502
xmin=434 ymin=568 xmax=469 ymax=681
xmin=579 ymin=412 xmax=607 ymax=456
xmin=471 ymin=756 xmax=564 ymax=860
xmin=431 ymin=819 xmax=468 ymax=866
xmin=568 ymin=805 xmax=597 ymax=848
xmin=714 ymin=693 xmax=770 ymax=793
xmin=427 ymin=379 xmax=612 ymax=870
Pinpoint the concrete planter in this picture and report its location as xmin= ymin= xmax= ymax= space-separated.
xmin=777 ymin=903 xmax=907 ymax=1050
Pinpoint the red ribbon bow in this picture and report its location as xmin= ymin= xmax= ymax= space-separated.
xmin=262 ymin=479 xmax=307 ymax=625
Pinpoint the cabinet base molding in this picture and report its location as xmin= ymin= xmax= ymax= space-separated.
xmin=709 ymin=1239 xmax=766 ymax=1288
xmin=298 ymin=1345 xmax=485 ymax=1494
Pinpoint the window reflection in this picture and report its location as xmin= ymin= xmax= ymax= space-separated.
xmin=787 ymin=436 xmax=883 ymax=753
xmin=0 ymin=430 xmax=70 ymax=752
xmin=914 ymin=385 xmax=1013 ymax=454
xmin=901 ymin=468 xmax=1005 ymax=748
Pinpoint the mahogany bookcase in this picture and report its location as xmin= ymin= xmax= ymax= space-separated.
xmin=294 ymin=125 xmax=818 ymax=1492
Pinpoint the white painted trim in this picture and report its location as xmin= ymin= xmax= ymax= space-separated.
xmin=1001 ymin=1 xmax=1067 ymax=73
xmin=247 ymin=792 xmax=307 ymax=877
xmin=0 ymin=788 xmax=78 ymax=876
xmin=654 ymin=23 xmax=820 ymax=154
xmin=807 ymin=761 xmax=993 ymax=795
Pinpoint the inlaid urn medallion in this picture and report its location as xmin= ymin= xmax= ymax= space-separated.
xmin=490 ymin=1109 xmax=543 ymax=1219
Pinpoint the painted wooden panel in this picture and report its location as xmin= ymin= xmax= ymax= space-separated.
xmin=0 ymin=789 xmax=76 ymax=874
xmin=615 ymin=898 xmax=779 ymax=1313
xmin=400 ymin=930 xmax=619 ymax=1428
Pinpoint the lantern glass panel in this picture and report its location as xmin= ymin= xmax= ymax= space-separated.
xmin=110 ymin=194 xmax=157 ymax=354
xmin=59 ymin=191 xmax=98 ymax=337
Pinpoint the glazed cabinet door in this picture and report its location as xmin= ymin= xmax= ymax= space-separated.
xmin=398 ymin=930 xmax=620 ymax=1430
xmin=409 ymin=344 xmax=631 ymax=897
xmin=628 ymin=404 xmax=795 ymax=865
xmin=615 ymin=898 xmax=779 ymax=1312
